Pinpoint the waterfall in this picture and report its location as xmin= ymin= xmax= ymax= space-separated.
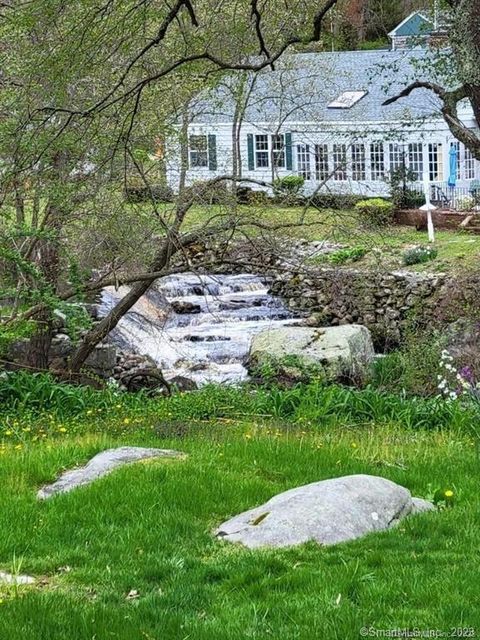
xmin=98 ymin=273 xmax=299 ymax=385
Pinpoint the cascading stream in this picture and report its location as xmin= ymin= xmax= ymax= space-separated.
xmin=99 ymin=273 xmax=299 ymax=385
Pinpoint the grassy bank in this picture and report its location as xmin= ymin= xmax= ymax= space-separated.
xmin=178 ymin=204 xmax=480 ymax=273
xmin=0 ymin=376 xmax=479 ymax=638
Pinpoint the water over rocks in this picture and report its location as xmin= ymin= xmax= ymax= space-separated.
xmin=100 ymin=273 xmax=300 ymax=386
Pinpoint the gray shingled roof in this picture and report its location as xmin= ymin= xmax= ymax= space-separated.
xmin=190 ymin=49 xmax=449 ymax=126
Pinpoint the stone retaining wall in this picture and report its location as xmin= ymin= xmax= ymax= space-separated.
xmin=271 ymin=268 xmax=448 ymax=348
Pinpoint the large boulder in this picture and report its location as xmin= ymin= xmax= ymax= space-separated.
xmin=37 ymin=447 xmax=185 ymax=499
xmin=216 ymin=474 xmax=434 ymax=549
xmin=249 ymin=325 xmax=374 ymax=383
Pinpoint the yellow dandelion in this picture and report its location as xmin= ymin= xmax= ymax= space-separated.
xmin=58 ymin=427 xmax=67 ymax=433
xmin=351 ymin=443 xmax=358 ymax=448
xmin=123 ymin=418 xmax=131 ymax=425
xmin=5 ymin=430 xmax=12 ymax=436
xmin=445 ymin=490 xmax=454 ymax=498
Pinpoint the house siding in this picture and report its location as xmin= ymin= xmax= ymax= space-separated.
xmin=166 ymin=115 xmax=480 ymax=199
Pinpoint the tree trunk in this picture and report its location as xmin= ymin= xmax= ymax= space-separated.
xmin=14 ymin=180 xmax=25 ymax=226
xmin=25 ymin=214 xmax=61 ymax=369
xmin=68 ymin=238 xmax=175 ymax=372
xmin=25 ymin=153 xmax=68 ymax=369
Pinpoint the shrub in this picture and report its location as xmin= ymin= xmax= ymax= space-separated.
xmin=273 ymin=176 xmax=305 ymax=200
xmin=125 ymin=183 xmax=173 ymax=203
xmin=389 ymin=166 xmax=425 ymax=210
xmin=236 ymin=186 xmax=253 ymax=204
xmin=456 ymin=195 xmax=475 ymax=212
xmin=403 ymin=246 xmax=438 ymax=266
xmin=309 ymin=193 xmax=364 ymax=210
xmin=327 ymin=246 xmax=367 ymax=265
xmin=371 ymin=326 xmax=446 ymax=397
xmin=246 ymin=190 xmax=270 ymax=206
xmin=354 ymin=198 xmax=394 ymax=227
xmin=188 ymin=181 xmax=232 ymax=205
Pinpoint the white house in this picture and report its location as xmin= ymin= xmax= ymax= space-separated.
xmin=165 ymin=34 xmax=479 ymax=202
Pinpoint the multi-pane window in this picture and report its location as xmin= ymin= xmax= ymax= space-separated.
xmin=189 ymin=135 xmax=208 ymax=167
xmin=315 ymin=144 xmax=329 ymax=181
xmin=271 ymin=134 xmax=285 ymax=168
xmin=453 ymin=141 xmax=475 ymax=180
xmin=389 ymin=143 xmax=405 ymax=172
xmin=428 ymin=142 xmax=443 ymax=181
xmin=370 ymin=142 xmax=385 ymax=181
xmin=255 ymin=134 xmax=269 ymax=168
xmin=408 ymin=143 xmax=423 ymax=180
xmin=464 ymin=145 xmax=475 ymax=180
xmin=333 ymin=144 xmax=347 ymax=181
xmin=297 ymin=144 xmax=311 ymax=180
xmin=351 ymin=144 xmax=366 ymax=181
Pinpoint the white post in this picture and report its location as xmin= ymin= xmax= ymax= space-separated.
xmin=423 ymin=170 xmax=435 ymax=243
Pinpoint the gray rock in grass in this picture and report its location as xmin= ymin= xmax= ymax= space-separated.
xmin=37 ymin=447 xmax=184 ymax=500
xmin=216 ymin=474 xmax=434 ymax=549
xmin=411 ymin=496 xmax=436 ymax=514
xmin=0 ymin=571 xmax=36 ymax=585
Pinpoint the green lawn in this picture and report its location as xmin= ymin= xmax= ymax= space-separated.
xmin=177 ymin=203 xmax=480 ymax=273
xmin=0 ymin=387 xmax=479 ymax=639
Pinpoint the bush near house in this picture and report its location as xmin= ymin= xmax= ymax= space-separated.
xmin=389 ymin=167 xmax=426 ymax=210
xmin=354 ymin=198 xmax=395 ymax=227
xmin=309 ymin=193 xmax=364 ymax=210
xmin=273 ymin=176 xmax=305 ymax=205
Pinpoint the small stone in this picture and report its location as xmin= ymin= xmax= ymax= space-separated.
xmin=0 ymin=571 xmax=35 ymax=585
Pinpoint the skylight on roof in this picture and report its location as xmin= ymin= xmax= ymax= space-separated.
xmin=328 ymin=90 xmax=368 ymax=109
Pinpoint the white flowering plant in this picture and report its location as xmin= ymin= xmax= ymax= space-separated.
xmin=437 ymin=349 xmax=480 ymax=401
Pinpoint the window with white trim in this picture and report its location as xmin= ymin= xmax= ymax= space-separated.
xmin=333 ymin=144 xmax=347 ymax=181
xmin=315 ymin=144 xmax=329 ymax=181
xmin=189 ymin=135 xmax=208 ymax=168
xmin=255 ymin=134 xmax=269 ymax=168
xmin=428 ymin=142 xmax=443 ymax=181
xmin=389 ymin=143 xmax=405 ymax=172
xmin=271 ymin=134 xmax=285 ymax=168
xmin=297 ymin=144 xmax=311 ymax=180
xmin=408 ymin=142 xmax=423 ymax=180
xmin=453 ymin=141 xmax=475 ymax=180
xmin=351 ymin=144 xmax=366 ymax=181
xmin=464 ymin=145 xmax=475 ymax=180
xmin=370 ymin=142 xmax=385 ymax=180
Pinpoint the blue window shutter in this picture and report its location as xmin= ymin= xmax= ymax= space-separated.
xmin=208 ymin=134 xmax=217 ymax=171
xmin=247 ymin=134 xmax=255 ymax=171
xmin=285 ymin=132 xmax=293 ymax=171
